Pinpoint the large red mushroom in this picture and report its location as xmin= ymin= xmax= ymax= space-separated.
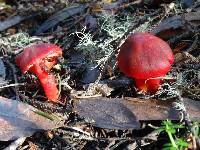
xmin=118 ymin=32 xmax=174 ymax=93
xmin=15 ymin=43 xmax=62 ymax=102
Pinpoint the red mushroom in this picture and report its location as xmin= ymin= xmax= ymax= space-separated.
xmin=15 ymin=43 xmax=62 ymax=102
xmin=118 ymin=32 xmax=174 ymax=93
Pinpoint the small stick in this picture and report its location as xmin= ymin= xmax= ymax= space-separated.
xmin=4 ymin=59 xmax=20 ymax=101
xmin=0 ymin=83 xmax=25 ymax=89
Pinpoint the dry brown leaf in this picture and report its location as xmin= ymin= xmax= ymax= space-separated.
xmin=152 ymin=11 xmax=200 ymax=39
xmin=74 ymin=97 xmax=140 ymax=130
xmin=0 ymin=96 xmax=64 ymax=141
xmin=74 ymin=97 xmax=200 ymax=130
xmin=152 ymin=15 xmax=188 ymax=40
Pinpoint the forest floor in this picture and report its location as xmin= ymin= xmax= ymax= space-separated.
xmin=0 ymin=0 xmax=199 ymax=149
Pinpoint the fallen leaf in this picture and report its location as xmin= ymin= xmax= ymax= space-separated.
xmin=152 ymin=11 xmax=200 ymax=39
xmin=183 ymin=98 xmax=200 ymax=121
xmin=152 ymin=15 xmax=188 ymax=40
xmin=0 ymin=96 xmax=64 ymax=141
xmin=0 ymin=16 xmax=25 ymax=32
xmin=34 ymin=4 xmax=88 ymax=35
xmin=74 ymin=97 xmax=200 ymax=130
xmin=74 ymin=98 xmax=140 ymax=130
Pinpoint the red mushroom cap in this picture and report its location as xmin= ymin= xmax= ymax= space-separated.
xmin=15 ymin=43 xmax=62 ymax=102
xmin=16 ymin=43 xmax=62 ymax=74
xmin=118 ymin=32 xmax=174 ymax=79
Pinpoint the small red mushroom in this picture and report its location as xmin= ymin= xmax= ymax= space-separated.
xmin=118 ymin=32 xmax=174 ymax=93
xmin=15 ymin=43 xmax=62 ymax=102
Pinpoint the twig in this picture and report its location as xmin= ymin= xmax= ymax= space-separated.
xmin=0 ymin=83 xmax=25 ymax=89
xmin=4 ymin=59 xmax=20 ymax=101
xmin=4 ymin=137 xmax=26 ymax=150
xmin=185 ymin=34 xmax=199 ymax=52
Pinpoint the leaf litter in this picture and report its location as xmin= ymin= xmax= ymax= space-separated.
xmin=0 ymin=0 xmax=200 ymax=149
xmin=0 ymin=96 xmax=64 ymax=141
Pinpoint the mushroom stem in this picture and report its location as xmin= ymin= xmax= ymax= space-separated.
xmin=30 ymin=63 xmax=59 ymax=102
xmin=135 ymin=78 xmax=161 ymax=93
